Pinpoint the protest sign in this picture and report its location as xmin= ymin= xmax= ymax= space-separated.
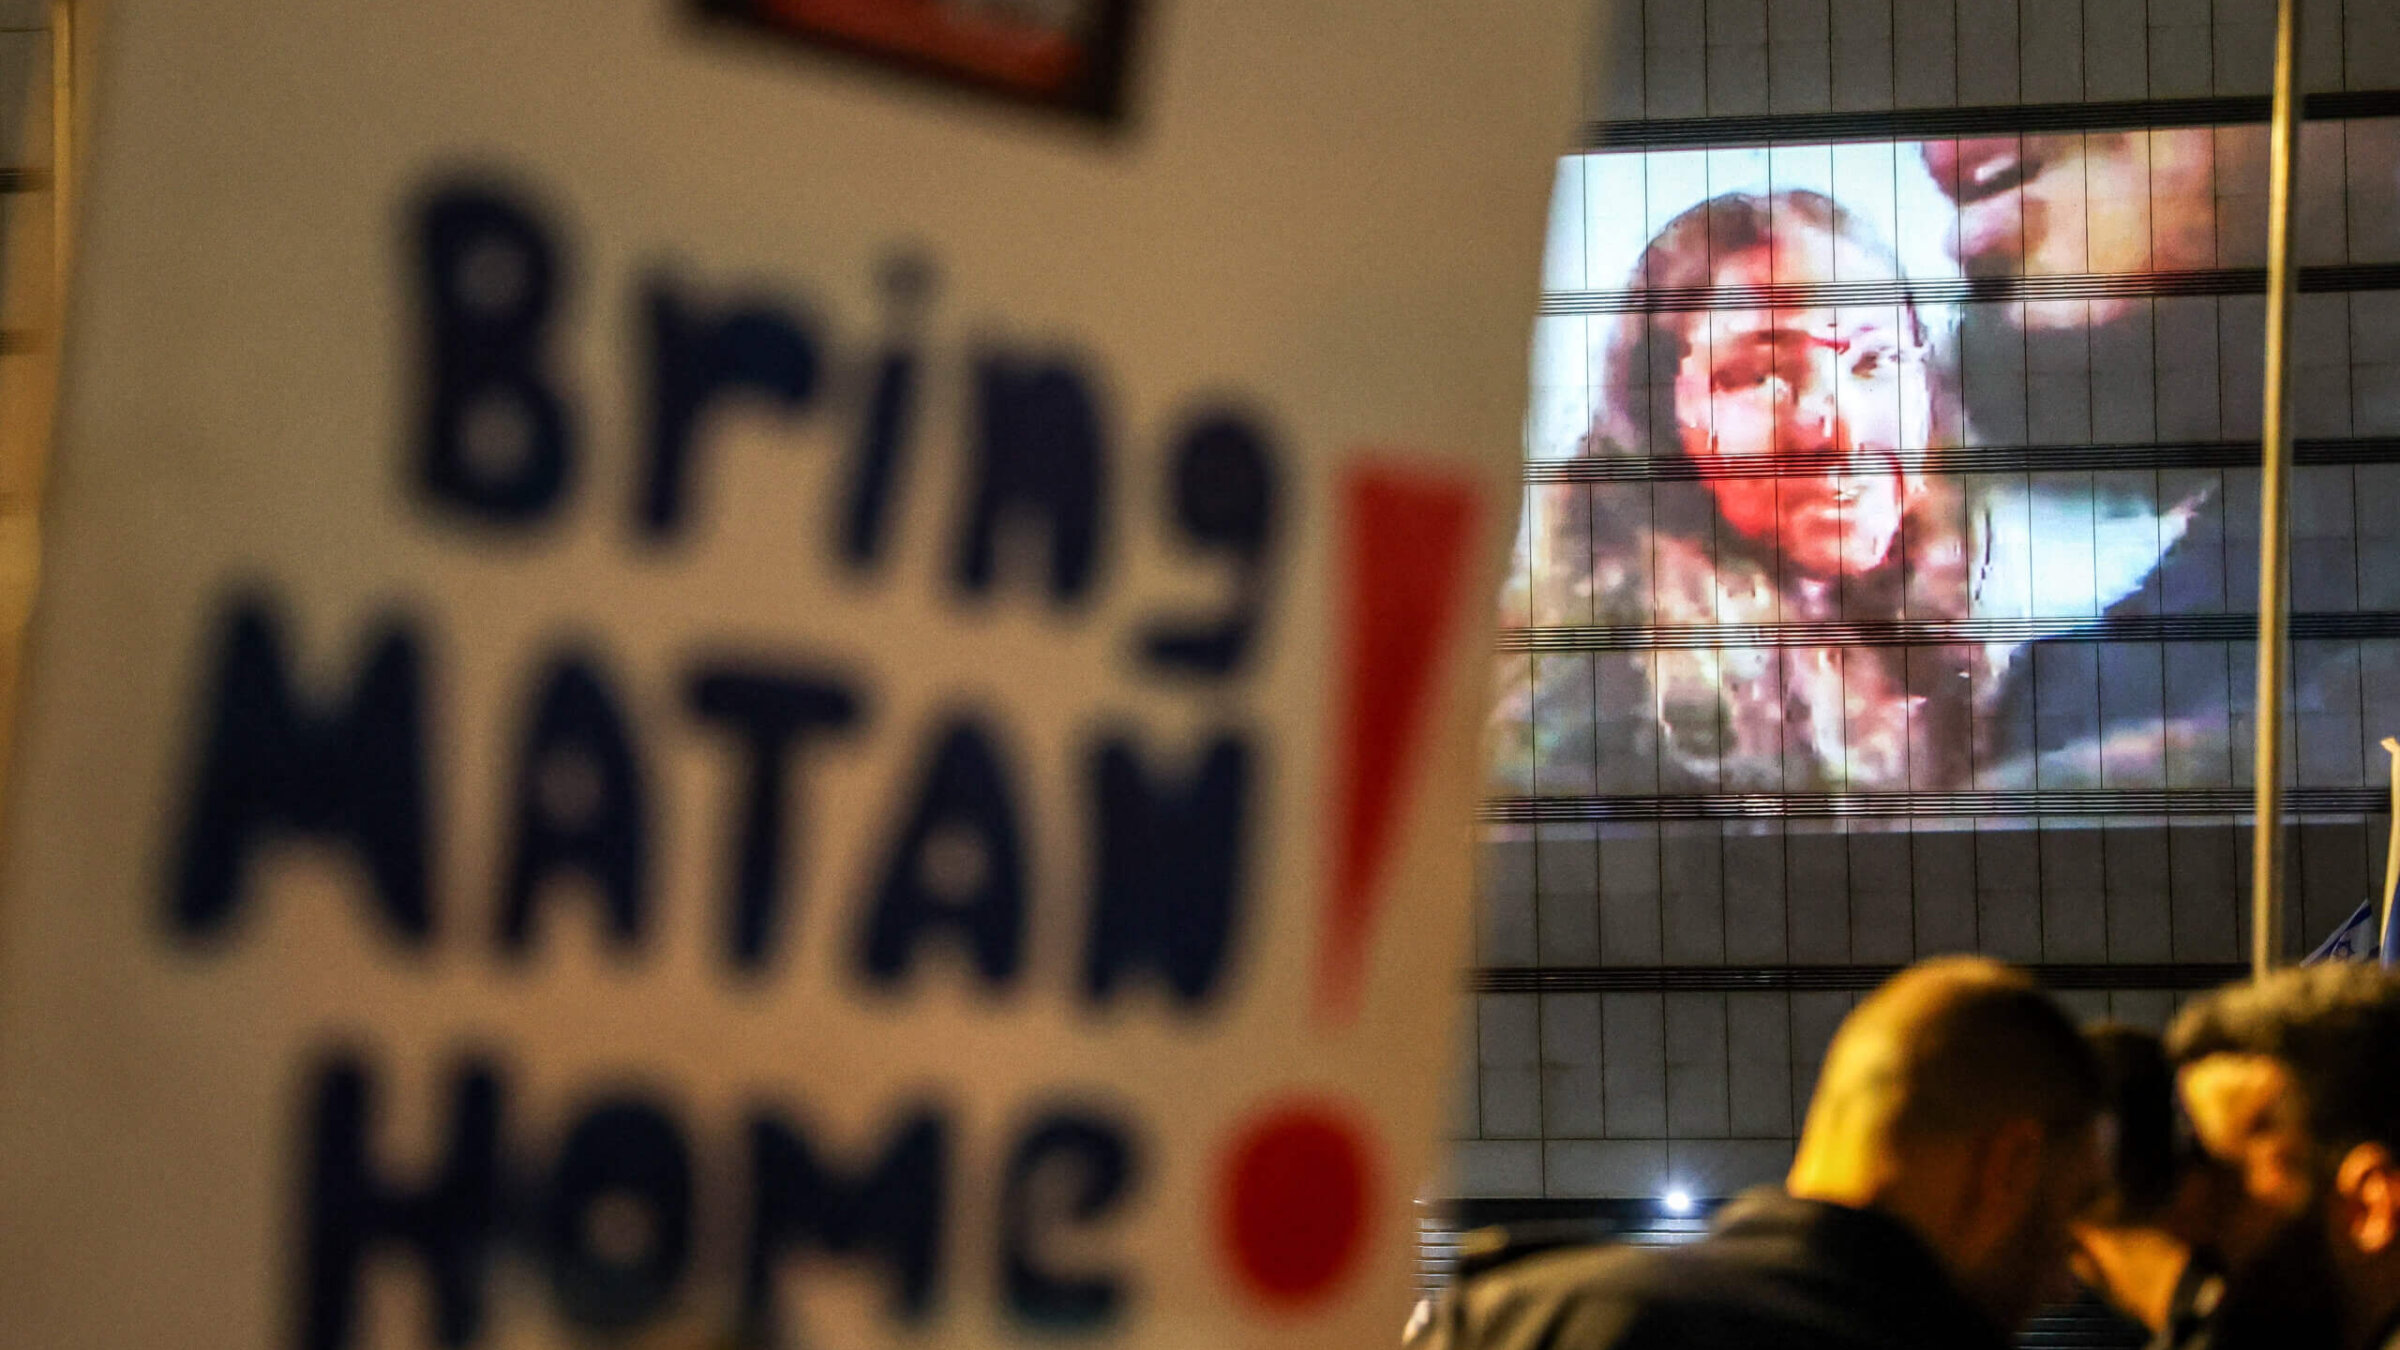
xmin=0 ymin=2 xmax=1583 ymax=1345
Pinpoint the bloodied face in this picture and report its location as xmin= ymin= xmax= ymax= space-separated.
xmin=1669 ymin=228 xmax=1931 ymax=580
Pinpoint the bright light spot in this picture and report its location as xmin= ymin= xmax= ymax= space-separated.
xmin=1661 ymin=1187 xmax=1694 ymax=1216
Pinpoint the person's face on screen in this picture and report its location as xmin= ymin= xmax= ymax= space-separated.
xmin=1924 ymin=131 xmax=2224 ymax=325
xmin=1670 ymin=233 xmax=1928 ymax=579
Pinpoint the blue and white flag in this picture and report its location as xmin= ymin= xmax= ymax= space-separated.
xmin=2305 ymin=899 xmax=2381 ymax=965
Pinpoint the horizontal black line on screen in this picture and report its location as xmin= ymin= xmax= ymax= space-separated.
xmin=1499 ymin=610 xmax=2400 ymax=653
xmin=1473 ymin=963 xmax=2251 ymax=994
xmin=0 ymin=167 xmax=46 ymax=194
xmin=1540 ymin=262 xmax=2400 ymax=315
xmin=1522 ymin=436 xmax=2400 ymax=483
xmin=1583 ymin=89 xmax=2400 ymax=151
xmin=1480 ymin=788 xmax=2386 ymax=822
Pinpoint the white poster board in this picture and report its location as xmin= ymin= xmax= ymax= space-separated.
xmin=0 ymin=2 xmax=1583 ymax=1345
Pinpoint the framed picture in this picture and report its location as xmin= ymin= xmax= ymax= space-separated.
xmin=693 ymin=0 xmax=1142 ymax=125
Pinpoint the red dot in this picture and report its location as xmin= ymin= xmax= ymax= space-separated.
xmin=1216 ymin=1102 xmax=1377 ymax=1311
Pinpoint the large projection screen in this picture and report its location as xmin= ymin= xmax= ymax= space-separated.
xmin=1485 ymin=121 xmax=2400 ymax=963
xmin=1495 ymin=123 xmax=2400 ymax=808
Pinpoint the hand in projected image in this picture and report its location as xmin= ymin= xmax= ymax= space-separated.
xmin=1922 ymin=130 xmax=2241 ymax=319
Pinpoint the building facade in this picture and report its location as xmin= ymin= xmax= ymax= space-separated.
xmin=1460 ymin=0 xmax=2400 ymax=1208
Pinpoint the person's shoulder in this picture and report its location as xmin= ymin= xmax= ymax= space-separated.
xmin=1468 ymin=1236 xmax=1659 ymax=1292
xmin=1430 ymin=1237 xmax=1803 ymax=1350
xmin=1432 ymin=1242 xmax=1677 ymax=1350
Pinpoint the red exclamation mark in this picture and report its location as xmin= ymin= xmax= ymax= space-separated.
xmin=1317 ymin=461 xmax=1482 ymax=1026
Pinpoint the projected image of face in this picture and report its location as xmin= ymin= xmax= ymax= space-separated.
xmin=1486 ymin=124 xmax=2360 ymax=799
xmin=1497 ymin=190 xmax=1979 ymax=793
xmin=1671 ymin=271 xmax=1928 ymax=579
xmin=1640 ymin=194 xmax=1932 ymax=582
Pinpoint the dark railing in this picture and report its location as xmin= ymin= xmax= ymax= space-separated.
xmin=1473 ymin=962 xmax=2249 ymax=994
xmin=1521 ymin=435 xmax=2400 ymax=483
xmin=1541 ymin=262 xmax=2400 ymax=315
xmin=1481 ymin=787 xmax=2385 ymax=822
xmin=1584 ymin=89 xmax=2400 ymax=150
xmin=1500 ymin=610 xmax=2400 ymax=653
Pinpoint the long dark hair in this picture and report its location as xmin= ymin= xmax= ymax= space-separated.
xmin=1597 ymin=187 xmax=1928 ymax=462
xmin=1505 ymin=188 xmax=1979 ymax=790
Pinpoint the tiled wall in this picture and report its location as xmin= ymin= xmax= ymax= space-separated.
xmin=1453 ymin=989 xmax=1842 ymax=1200
xmin=1452 ymin=0 xmax=2400 ymax=1204
xmin=1454 ymin=908 xmax=2227 ymax=1199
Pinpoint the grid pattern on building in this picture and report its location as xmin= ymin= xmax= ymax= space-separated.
xmin=1459 ymin=0 xmax=2400 ymax=1205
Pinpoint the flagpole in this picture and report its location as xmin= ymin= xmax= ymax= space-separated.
xmin=2251 ymin=0 xmax=2304 ymax=983
xmin=2383 ymin=738 xmax=2399 ymax=966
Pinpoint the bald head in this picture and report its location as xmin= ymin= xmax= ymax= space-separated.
xmin=1800 ymin=957 xmax=2102 ymax=1152
xmin=1787 ymin=958 xmax=2106 ymax=1333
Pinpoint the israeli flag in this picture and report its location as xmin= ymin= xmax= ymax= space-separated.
xmin=2304 ymin=899 xmax=2380 ymax=965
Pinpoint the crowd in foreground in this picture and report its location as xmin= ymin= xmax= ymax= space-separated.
xmin=1409 ymin=958 xmax=2400 ymax=1350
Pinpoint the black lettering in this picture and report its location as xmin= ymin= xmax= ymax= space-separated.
xmin=686 ymin=665 xmax=863 ymax=973
xmin=415 ymin=183 xmax=575 ymax=525
xmin=1138 ymin=410 xmax=1281 ymax=677
xmin=542 ymin=1098 xmax=691 ymax=1333
xmin=640 ymin=282 xmax=820 ymax=540
xmin=1000 ymin=1110 xmax=1138 ymax=1332
xmin=858 ymin=719 xmax=1025 ymax=992
xmin=743 ymin=1108 xmax=947 ymax=1344
xmin=1082 ymin=734 xmax=1250 ymax=1008
xmin=841 ymin=254 xmax=934 ymax=570
xmin=498 ymin=655 xmax=648 ymax=956
xmin=954 ymin=355 xmax=1107 ymax=605
xmin=168 ymin=597 xmax=431 ymax=947
xmin=301 ymin=1055 xmax=501 ymax=1350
